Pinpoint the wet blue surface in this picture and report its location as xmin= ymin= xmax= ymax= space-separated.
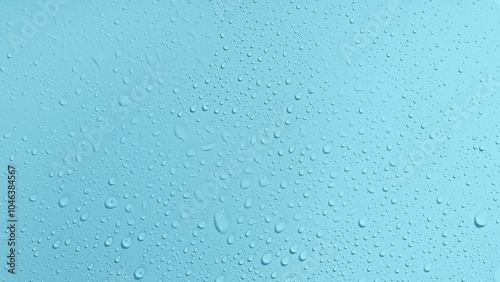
xmin=1 ymin=0 xmax=500 ymax=281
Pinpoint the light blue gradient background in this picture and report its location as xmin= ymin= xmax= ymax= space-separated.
xmin=1 ymin=0 xmax=500 ymax=281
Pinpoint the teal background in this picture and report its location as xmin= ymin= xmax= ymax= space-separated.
xmin=1 ymin=0 xmax=500 ymax=281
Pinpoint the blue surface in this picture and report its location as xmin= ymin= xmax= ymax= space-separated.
xmin=1 ymin=0 xmax=500 ymax=281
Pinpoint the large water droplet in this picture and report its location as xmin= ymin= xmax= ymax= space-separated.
xmin=58 ymin=196 xmax=69 ymax=208
xmin=214 ymin=209 xmax=231 ymax=234
xmin=134 ymin=267 xmax=145 ymax=279
xmin=105 ymin=196 xmax=118 ymax=209
xmin=474 ymin=211 xmax=488 ymax=228
xmin=274 ymin=220 xmax=287 ymax=233
xmin=261 ymin=252 xmax=273 ymax=265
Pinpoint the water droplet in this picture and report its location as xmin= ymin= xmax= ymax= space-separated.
xmin=259 ymin=176 xmax=271 ymax=187
xmin=214 ymin=209 xmax=231 ymax=234
xmin=118 ymin=95 xmax=130 ymax=106
xmin=105 ymin=196 xmax=118 ymax=209
xmin=240 ymin=178 xmax=251 ymax=189
xmin=121 ymin=236 xmax=132 ymax=249
xmin=281 ymin=256 xmax=290 ymax=266
xmin=174 ymin=125 xmax=187 ymax=141
xmin=474 ymin=211 xmax=488 ymax=227
xmin=322 ymin=143 xmax=333 ymax=154
xmin=104 ymin=237 xmax=113 ymax=247
xmin=58 ymin=196 xmax=69 ymax=208
xmin=299 ymin=250 xmax=309 ymax=261
xmin=261 ymin=252 xmax=273 ymax=265
xmin=358 ymin=216 xmax=368 ymax=228
xmin=274 ymin=220 xmax=286 ymax=233
xmin=52 ymin=240 xmax=60 ymax=249
xmin=134 ymin=267 xmax=145 ymax=279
